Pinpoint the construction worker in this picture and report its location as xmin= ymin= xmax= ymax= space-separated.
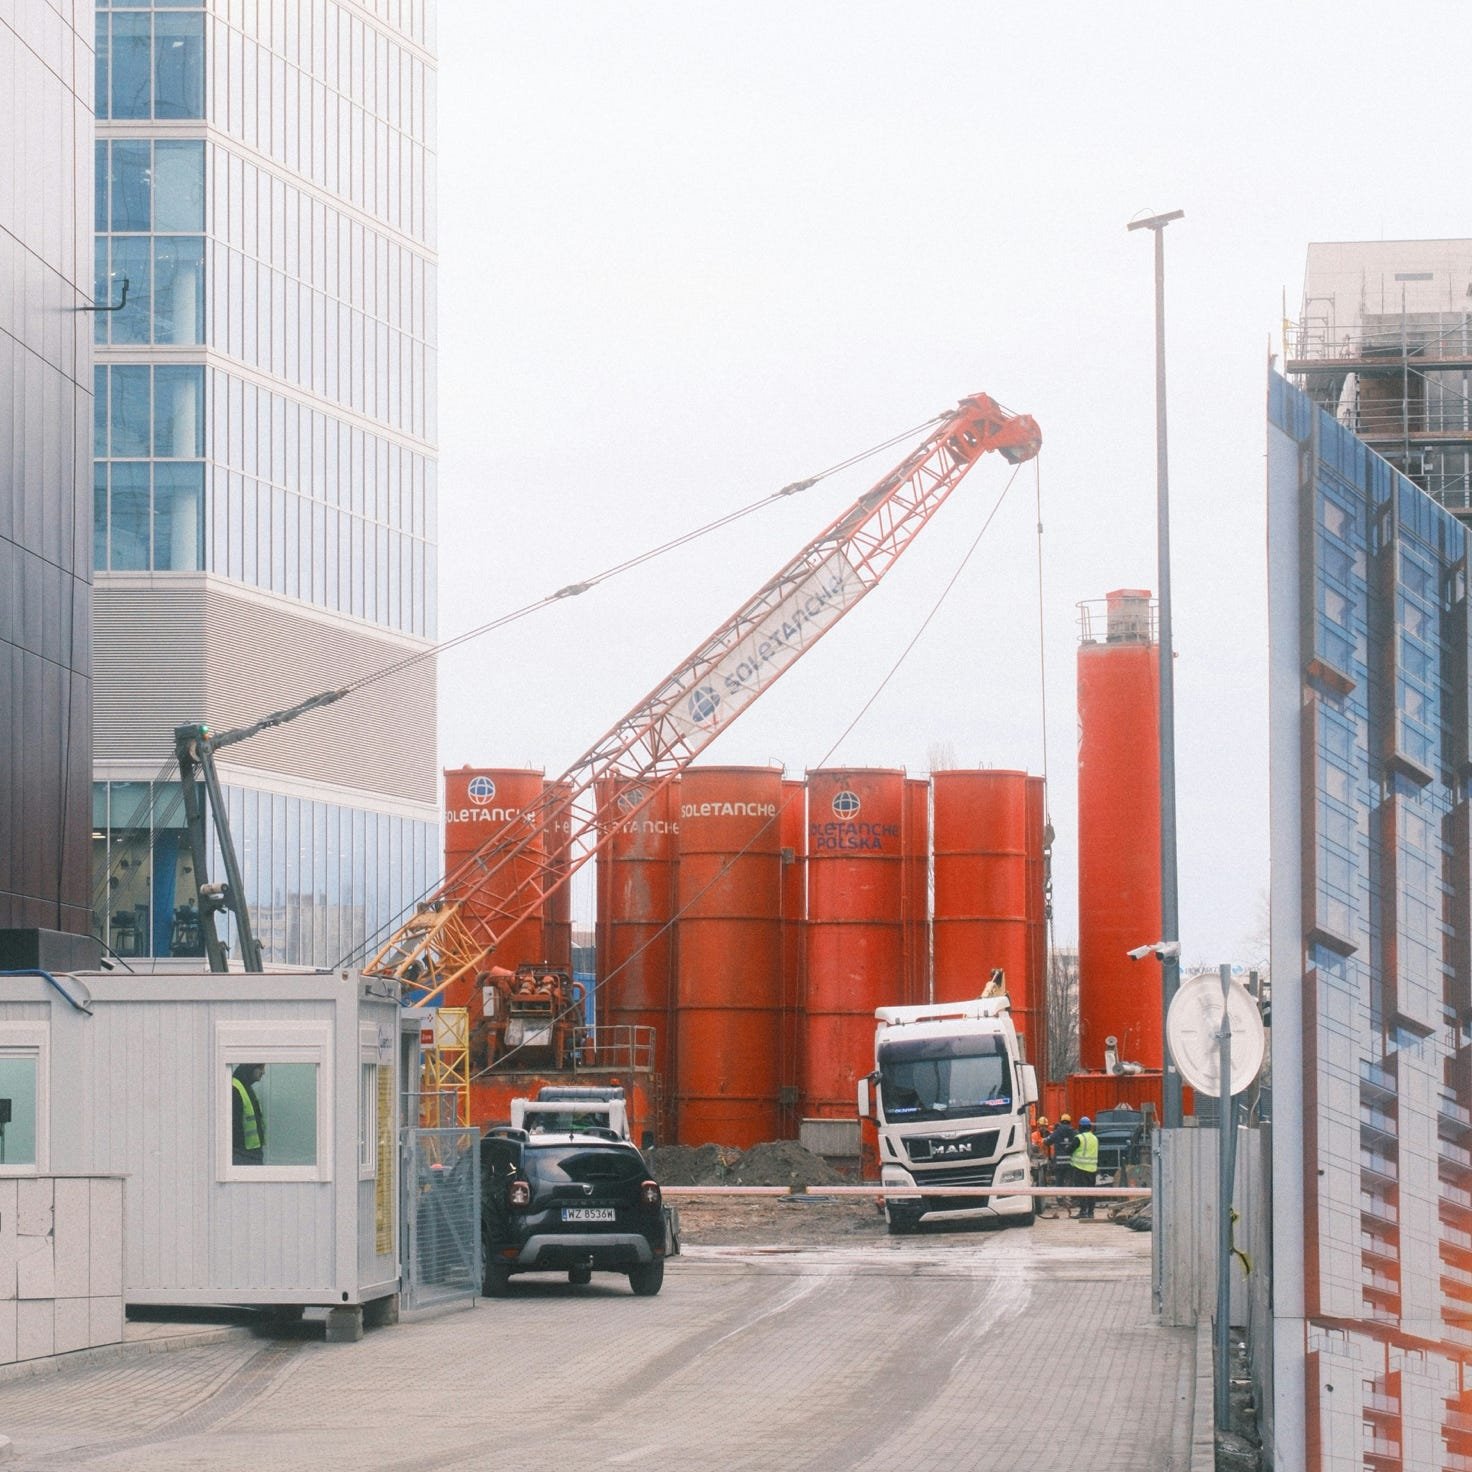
xmin=1045 ymin=1114 xmax=1077 ymax=1216
xmin=231 ymin=1062 xmax=266 ymax=1165
xmin=1071 ymin=1115 xmax=1100 ymax=1219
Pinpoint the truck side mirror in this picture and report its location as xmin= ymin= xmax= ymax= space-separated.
xmin=1019 ymin=1064 xmax=1039 ymax=1107
xmin=856 ymin=1077 xmax=872 ymax=1120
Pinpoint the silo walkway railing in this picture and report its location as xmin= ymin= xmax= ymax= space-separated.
xmin=401 ymin=1126 xmax=481 ymax=1311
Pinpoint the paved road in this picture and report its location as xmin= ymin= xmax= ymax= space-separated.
xmin=0 ymin=1220 xmax=1193 ymax=1471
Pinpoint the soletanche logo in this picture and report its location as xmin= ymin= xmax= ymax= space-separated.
xmin=467 ymin=775 xmax=496 ymax=805
xmin=832 ymin=790 xmax=861 ymax=819
xmin=688 ymin=685 xmax=721 ymax=727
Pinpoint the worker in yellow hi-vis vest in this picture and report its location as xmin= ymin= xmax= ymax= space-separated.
xmin=231 ymin=1063 xmax=266 ymax=1165
xmin=1070 ymin=1116 xmax=1099 ymax=1220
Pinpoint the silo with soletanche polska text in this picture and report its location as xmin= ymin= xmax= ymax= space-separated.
xmin=442 ymin=767 xmax=548 ymax=1008
xmin=778 ymin=779 xmax=806 ymax=1137
xmin=903 ymin=776 xmax=931 ymax=1005
xmin=932 ymin=770 xmax=1043 ymax=1061
xmin=674 ymin=766 xmax=785 ymax=1146
xmin=544 ymin=778 xmax=574 ymax=972
xmin=595 ymin=775 xmax=679 ymax=1111
xmin=802 ymin=769 xmax=907 ymax=1121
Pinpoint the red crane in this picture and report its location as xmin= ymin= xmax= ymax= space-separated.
xmin=365 ymin=393 xmax=1041 ymax=1004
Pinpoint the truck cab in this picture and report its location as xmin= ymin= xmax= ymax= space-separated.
xmin=857 ymin=996 xmax=1038 ymax=1234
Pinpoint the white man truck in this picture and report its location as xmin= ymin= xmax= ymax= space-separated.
xmin=856 ymin=995 xmax=1039 ymax=1234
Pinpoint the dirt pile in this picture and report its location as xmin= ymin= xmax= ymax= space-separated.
xmin=649 ymin=1139 xmax=847 ymax=1189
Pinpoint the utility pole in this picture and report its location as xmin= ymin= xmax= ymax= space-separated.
xmin=1126 ymin=207 xmax=1185 ymax=1128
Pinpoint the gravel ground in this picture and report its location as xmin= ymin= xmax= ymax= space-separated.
xmin=668 ymin=1192 xmax=890 ymax=1246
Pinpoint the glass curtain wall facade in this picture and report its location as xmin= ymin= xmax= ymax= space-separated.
xmin=1 ymin=6 xmax=95 ymax=934
xmin=91 ymin=1 xmax=439 ymax=968
xmin=1269 ymin=371 xmax=1472 ymax=1470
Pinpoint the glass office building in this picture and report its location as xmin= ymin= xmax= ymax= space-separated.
xmin=91 ymin=1 xmax=439 ymax=967
xmin=1 ymin=6 xmax=95 ymax=935
xmin=1269 ymin=371 xmax=1472 ymax=1469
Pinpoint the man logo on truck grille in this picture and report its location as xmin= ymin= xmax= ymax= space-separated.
xmin=832 ymin=790 xmax=861 ymax=819
xmin=468 ymin=776 xmax=496 ymax=804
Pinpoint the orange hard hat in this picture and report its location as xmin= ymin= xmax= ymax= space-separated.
xmin=1061 ymin=1113 xmax=1072 ymax=1122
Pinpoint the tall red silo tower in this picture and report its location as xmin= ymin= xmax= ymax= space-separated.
xmin=443 ymin=767 xmax=549 ymax=1007
xmin=902 ymin=776 xmax=930 ymax=1005
xmin=595 ymin=776 xmax=679 ymax=1110
xmin=802 ymin=769 xmax=907 ymax=1123
xmin=778 ymin=778 xmax=806 ymax=1138
xmin=1076 ymin=589 xmax=1163 ymax=1072
xmin=544 ymin=778 xmax=574 ymax=971
xmin=932 ymin=769 xmax=1044 ymax=1061
xmin=1025 ymin=774 xmax=1050 ymax=1084
xmin=674 ymin=767 xmax=785 ymax=1147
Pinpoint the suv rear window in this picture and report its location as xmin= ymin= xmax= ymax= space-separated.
xmin=525 ymin=1145 xmax=645 ymax=1187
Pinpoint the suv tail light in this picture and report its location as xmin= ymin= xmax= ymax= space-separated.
xmin=508 ymin=1179 xmax=531 ymax=1209
xmin=640 ymin=1179 xmax=661 ymax=1210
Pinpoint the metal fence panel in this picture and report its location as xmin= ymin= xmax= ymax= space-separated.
xmin=401 ymin=1126 xmax=480 ymax=1310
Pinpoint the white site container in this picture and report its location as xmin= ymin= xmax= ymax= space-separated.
xmin=0 ymin=968 xmax=403 ymax=1312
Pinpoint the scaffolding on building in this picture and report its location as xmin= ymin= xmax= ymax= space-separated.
xmin=1287 ymin=295 xmax=1472 ymax=519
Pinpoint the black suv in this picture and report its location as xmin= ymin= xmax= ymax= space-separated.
xmin=479 ymin=1127 xmax=669 ymax=1296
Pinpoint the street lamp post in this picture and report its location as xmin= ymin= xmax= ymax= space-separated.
xmin=1126 ymin=207 xmax=1184 ymax=1129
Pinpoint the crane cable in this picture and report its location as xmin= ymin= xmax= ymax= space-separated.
xmin=460 ymin=452 xmax=1034 ymax=1077
xmin=325 ymin=411 xmax=948 ymax=702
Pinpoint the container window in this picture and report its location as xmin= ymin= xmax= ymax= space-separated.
xmin=360 ymin=1059 xmax=377 ymax=1176
xmin=217 ymin=1022 xmax=331 ymax=1183
xmin=0 ymin=1025 xmax=47 ymax=1175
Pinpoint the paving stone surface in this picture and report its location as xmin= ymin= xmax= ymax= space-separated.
xmin=0 ymin=1217 xmax=1194 ymax=1471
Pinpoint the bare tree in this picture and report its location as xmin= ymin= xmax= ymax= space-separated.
xmin=926 ymin=741 xmax=958 ymax=773
xmin=1047 ymin=946 xmax=1079 ymax=1080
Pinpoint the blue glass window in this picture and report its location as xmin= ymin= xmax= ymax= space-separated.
xmin=109 ymin=464 xmax=151 ymax=571
xmin=109 ymin=13 xmax=152 ymax=119
xmin=109 ymin=237 xmax=152 ymax=344
xmin=109 ymin=365 xmax=151 ymax=457
xmin=152 ymin=237 xmax=204 ymax=344
xmin=153 ymin=141 xmax=205 ymax=230
xmin=153 ymin=464 xmax=204 ymax=570
xmin=110 ymin=140 xmax=152 ymax=231
xmin=153 ymin=365 xmax=205 ymax=457
xmin=153 ymin=13 xmax=204 ymax=119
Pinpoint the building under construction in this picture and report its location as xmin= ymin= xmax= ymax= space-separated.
xmin=1287 ymin=239 xmax=1472 ymax=519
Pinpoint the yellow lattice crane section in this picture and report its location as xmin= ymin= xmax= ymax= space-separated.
xmin=420 ymin=1006 xmax=470 ymax=1126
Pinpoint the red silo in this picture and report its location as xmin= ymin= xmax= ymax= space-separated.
xmin=1025 ymin=774 xmax=1050 ymax=1085
xmin=595 ymin=776 xmax=679 ymax=1101
xmin=779 ymin=779 xmax=806 ymax=1137
xmin=803 ymin=769 xmax=907 ymax=1120
xmin=674 ymin=767 xmax=785 ymax=1147
xmin=544 ymin=779 xmax=574 ymax=972
xmin=902 ymin=776 xmax=931 ymax=1005
xmin=1077 ymin=590 xmax=1162 ymax=1071
xmin=932 ymin=770 xmax=1043 ymax=1058
xmin=443 ymin=767 xmax=548 ymax=1005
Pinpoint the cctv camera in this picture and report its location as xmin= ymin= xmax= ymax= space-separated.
xmin=1127 ymin=941 xmax=1181 ymax=962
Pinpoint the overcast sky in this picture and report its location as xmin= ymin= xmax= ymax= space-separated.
xmin=433 ymin=1 xmax=1472 ymax=962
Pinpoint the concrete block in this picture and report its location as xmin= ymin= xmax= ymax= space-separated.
xmin=88 ymin=1178 xmax=122 ymax=1297
xmin=53 ymin=1296 xmax=89 ymax=1355
xmin=15 ymin=1179 xmax=52 ymax=1238
xmin=16 ymin=1299 xmax=53 ymax=1362
xmin=324 ymin=1305 xmax=363 ymax=1343
xmin=88 ymin=1296 xmax=122 ymax=1349
xmin=15 ymin=1234 xmax=53 ymax=1300
xmin=52 ymin=1178 xmax=89 ymax=1298
xmin=0 ymin=1300 xmax=15 ymax=1365
xmin=363 ymin=1293 xmax=399 ymax=1328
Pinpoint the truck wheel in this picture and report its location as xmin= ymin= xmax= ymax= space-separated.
xmin=1011 ymin=1205 xmax=1036 ymax=1228
xmin=568 ymin=1266 xmax=592 ymax=1286
xmin=483 ymin=1261 xmax=512 ymax=1297
xmin=886 ymin=1207 xmax=919 ymax=1236
xmin=628 ymin=1261 xmax=664 ymax=1296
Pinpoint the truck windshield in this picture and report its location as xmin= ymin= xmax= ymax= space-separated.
xmin=877 ymin=1036 xmax=1013 ymax=1122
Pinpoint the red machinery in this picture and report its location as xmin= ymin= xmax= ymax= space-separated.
xmin=367 ymin=394 xmax=1042 ymax=1115
xmin=476 ymin=962 xmax=587 ymax=1071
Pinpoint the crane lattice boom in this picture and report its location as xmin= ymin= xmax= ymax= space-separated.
xmin=366 ymin=393 xmax=1040 ymax=1002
